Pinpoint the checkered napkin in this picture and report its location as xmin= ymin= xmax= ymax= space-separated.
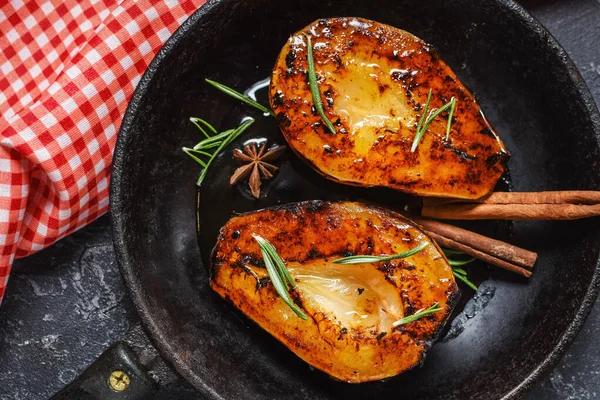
xmin=0 ymin=0 xmax=205 ymax=304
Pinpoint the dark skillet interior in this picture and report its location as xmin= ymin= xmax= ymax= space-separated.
xmin=110 ymin=0 xmax=600 ymax=399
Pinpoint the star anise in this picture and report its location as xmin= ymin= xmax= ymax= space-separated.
xmin=230 ymin=142 xmax=286 ymax=198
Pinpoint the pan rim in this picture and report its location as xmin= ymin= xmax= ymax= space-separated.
xmin=109 ymin=0 xmax=600 ymax=398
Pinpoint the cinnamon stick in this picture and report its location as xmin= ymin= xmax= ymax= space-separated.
xmin=425 ymin=231 xmax=532 ymax=278
xmin=409 ymin=215 xmax=537 ymax=268
xmin=423 ymin=190 xmax=600 ymax=206
xmin=422 ymin=203 xmax=600 ymax=220
xmin=400 ymin=212 xmax=537 ymax=278
xmin=421 ymin=191 xmax=600 ymax=220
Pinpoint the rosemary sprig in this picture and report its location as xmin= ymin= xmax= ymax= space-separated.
xmin=190 ymin=117 xmax=217 ymax=138
xmin=443 ymin=248 xmax=478 ymax=291
xmin=253 ymin=235 xmax=308 ymax=320
xmin=453 ymin=269 xmax=478 ymax=291
xmin=205 ymin=79 xmax=274 ymax=116
xmin=254 ymin=235 xmax=295 ymax=288
xmin=411 ymin=89 xmax=457 ymax=152
xmin=393 ymin=303 xmax=443 ymax=326
xmin=414 ymin=89 xmax=432 ymax=147
xmin=183 ymin=118 xmax=255 ymax=186
xmin=332 ymin=242 xmax=428 ymax=265
xmin=196 ymin=119 xmax=254 ymax=185
xmin=304 ymin=34 xmax=337 ymax=135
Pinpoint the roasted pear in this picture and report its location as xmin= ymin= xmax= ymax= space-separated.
xmin=270 ymin=17 xmax=509 ymax=199
xmin=210 ymin=201 xmax=458 ymax=383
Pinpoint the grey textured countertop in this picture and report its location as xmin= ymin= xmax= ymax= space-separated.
xmin=0 ymin=0 xmax=599 ymax=399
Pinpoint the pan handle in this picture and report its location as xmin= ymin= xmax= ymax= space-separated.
xmin=49 ymin=341 xmax=158 ymax=400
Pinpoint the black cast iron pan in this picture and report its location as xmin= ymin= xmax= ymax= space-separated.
xmin=52 ymin=0 xmax=600 ymax=398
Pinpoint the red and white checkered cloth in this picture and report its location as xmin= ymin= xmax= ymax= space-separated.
xmin=0 ymin=0 xmax=205 ymax=304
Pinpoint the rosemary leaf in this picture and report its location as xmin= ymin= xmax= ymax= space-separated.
xmin=196 ymin=119 xmax=255 ymax=186
xmin=205 ymin=79 xmax=274 ymax=116
xmin=253 ymin=235 xmax=308 ymax=320
xmin=453 ymin=270 xmax=478 ymax=291
xmin=254 ymin=235 xmax=296 ymax=288
xmin=182 ymin=147 xmax=207 ymax=167
xmin=446 ymin=98 xmax=457 ymax=140
xmin=193 ymin=129 xmax=235 ymax=150
xmin=412 ymin=89 xmax=433 ymax=152
xmin=419 ymin=100 xmax=454 ymax=138
xmin=393 ymin=302 xmax=443 ymax=326
xmin=444 ymin=248 xmax=478 ymax=291
xmin=332 ymin=242 xmax=428 ymax=265
xmin=448 ymin=257 xmax=476 ymax=267
xmin=411 ymin=90 xmax=458 ymax=152
xmin=304 ymin=34 xmax=337 ymax=135
xmin=185 ymin=148 xmax=213 ymax=158
xmin=190 ymin=117 xmax=217 ymax=138
xmin=193 ymin=141 xmax=222 ymax=151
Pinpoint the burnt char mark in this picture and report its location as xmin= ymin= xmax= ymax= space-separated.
xmin=307 ymin=247 xmax=323 ymax=259
xmin=389 ymin=179 xmax=422 ymax=188
xmin=242 ymin=254 xmax=265 ymax=269
xmin=276 ymin=112 xmax=292 ymax=127
xmin=486 ymin=152 xmax=509 ymax=167
xmin=479 ymin=127 xmax=496 ymax=138
xmin=378 ymin=83 xmax=390 ymax=94
xmin=272 ymin=91 xmax=285 ymax=107
xmin=285 ymin=49 xmax=297 ymax=68
xmin=342 ymin=250 xmax=354 ymax=257
xmin=257 ymin=277 xmax=269 ymax=289
xmin=425 ymin=46 xmax=440 ymax=61
xmin=444 ymin=75 xmax=456 ymax=83
xmin=378 ymin=262 xmax=394 ymax=274
xmin=443 ymin=141 xmax=477 ymax=161
xmin=391 ymin=70 xmax=410 ymax=81
xmin=333 ymin=53 xmax=343 ymax=68
xmin=403 ymin=303 xmax=416 ymax=317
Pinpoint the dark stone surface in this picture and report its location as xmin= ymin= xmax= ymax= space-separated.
xmin=0 ymin=1 xmax=598 ymax=399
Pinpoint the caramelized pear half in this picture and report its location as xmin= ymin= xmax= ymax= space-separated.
xmin=210 ymin=201 xmax=458 ymax=382
xmin=270 ymin=17 xmax=509 ymax=199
